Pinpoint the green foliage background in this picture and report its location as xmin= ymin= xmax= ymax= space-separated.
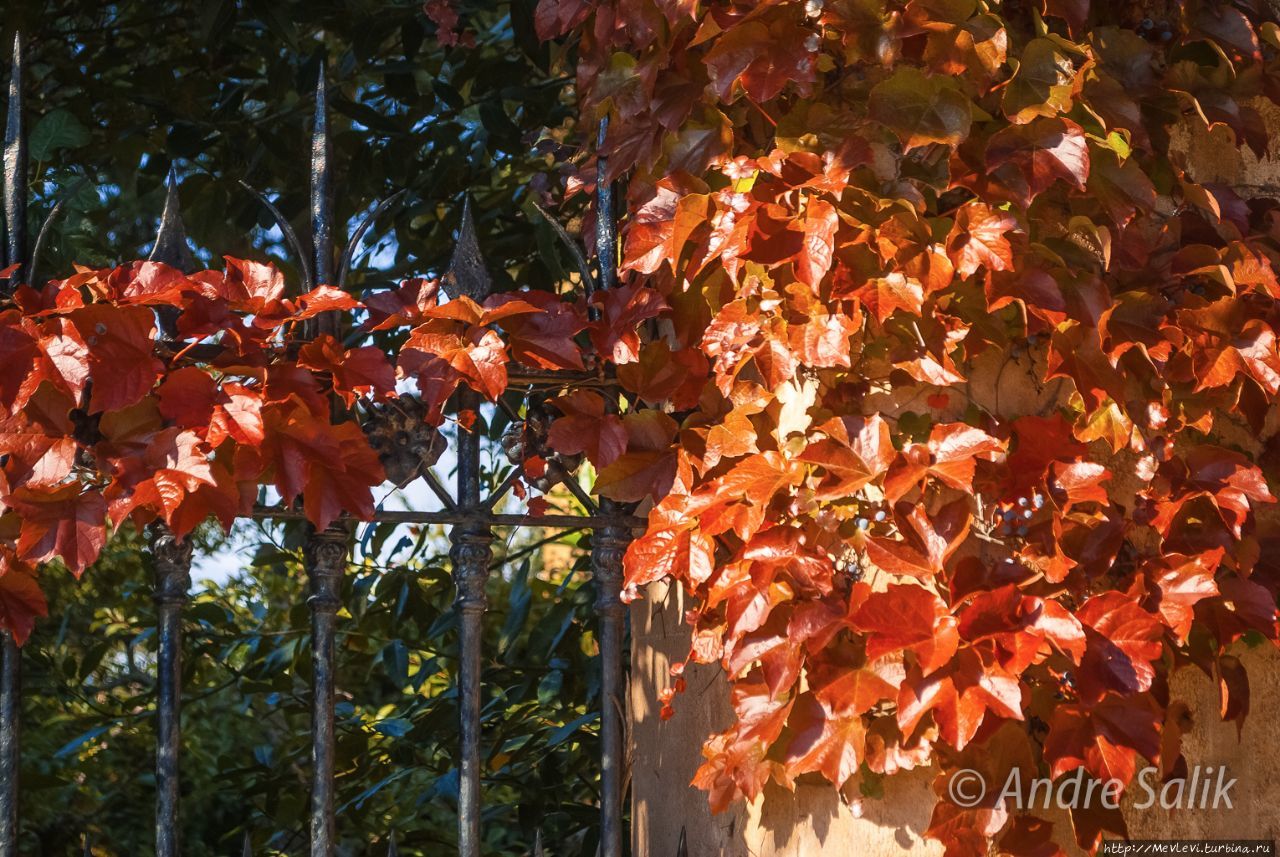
xmin=24 ymin=514 xmax=608 ymax=857
xmin=2 ymin=0 xmax=584 ymax=291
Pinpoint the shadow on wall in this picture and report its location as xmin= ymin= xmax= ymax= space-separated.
xmin=630 ymin=579 xmax=1280 ymax=856
xmin=629 ymin=580 xmax=940 ymax=857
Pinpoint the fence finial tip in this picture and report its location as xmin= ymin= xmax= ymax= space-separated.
xmin=386 ymin=831 xmax=399 ymax=857
xmin=312 ymin=52 xmax=328 ymax=128
xmin=533 ymin=828 xmax=545 ymax=857
xmin=309 ymin=50 xmax=334 ymax=290
xmin=676 ymin=826 xmax=688 ymax=857
xmin=149 ymin=164 xmax=193 ymax=270
xmin=3 ymin=28 xmax=26 ymax=278
xmin=442 ymin=195 xmax=492 ymax=302
xmin=241 ymin=830 xmax=253 ymax=857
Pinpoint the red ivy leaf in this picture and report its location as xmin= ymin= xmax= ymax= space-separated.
xmin=547 ymin=390 xmax=628 ymax=469
xmin=0 ymin=553 xmax=47 ymax=646
xmin=1044 ymin=694 xmax=1161 ymax=785
xmin=69 ymin=305 xmax=163 ymax=413
xmin=1075 ymin=591 xmax=1165 ymax=701
xmin=850 ymin=582 xmax=958 ymax=675
xmin=948 ymin=203 xmax=1018 ymax=279
xmin=590 ymin=283 xmax=667 ymax=364
xmin=9 ymin=483 xmax=108 ymax=577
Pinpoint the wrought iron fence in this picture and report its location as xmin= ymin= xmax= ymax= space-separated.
xmin=0 ymin=30 xmax=656 ymax=857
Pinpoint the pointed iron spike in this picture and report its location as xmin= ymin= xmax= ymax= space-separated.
xmin=149 ymin=165 xmax=196 ymax=271
xmin=28 ymin=175 xmax=88 ymax=289
xmin=593 ymin=116 xmax=616 ymax=296
xmin=386 ymin=831 xmax=399 ymax=857
xmin=82 ymin=833 xmax=92 ymax=857
xmin=3 ymin=31 xmax=28 ymax=280
xmin=310 ymin=54 xmax=334 ymax=289
xmin=529 ymin=199 xmax=595 ymax=295
xmin=241 ymin=830 xmax=252 ymax=857
xmin=336 ymin=189 xmax=407 ymax=288
xmin=441 ymin=195 xmax=492 ymax=302
xmin=239 ymin=180 xmax=314 ymax=290
xmin=676 ymin=826 xmax=687 ymax=857
xmin=532 ymin=828 xmax=545 ymax=857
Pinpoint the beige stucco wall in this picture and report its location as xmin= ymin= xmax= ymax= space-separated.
xmin=631 ymin=582 xmax=1280 ymax=856
xmin=628 ymin=115 xmax=1280 ymax=855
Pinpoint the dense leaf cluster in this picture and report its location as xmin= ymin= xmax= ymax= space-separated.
xmin=0 ymin=258 xmax=393 ymax=639
xmin=520 ymin=0 xmax=1280 ymax=853
xmin=0 ymin=254 xmax=662 ymax=637
xmin=6 ymin=0 xmax=1280 ymax=853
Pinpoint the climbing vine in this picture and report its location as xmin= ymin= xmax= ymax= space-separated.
xmin=0 ymin=260 xmax=390 ymax=640
xmin=0 ymin=251 xmax=659 ymax=643
xmin=3 ymin=0 xmax=1280 ymax=852
xmin=523 ymin=0 xmax=1280 ymax=853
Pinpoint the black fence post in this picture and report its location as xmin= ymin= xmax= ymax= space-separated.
xmin=592 ymin=515 xmax=628 ymax=857
xmin=305 ymin=523 xmax=348 ymax=857
xmin=591 ymin=116 xmax=630 ymax=857
xmin=0 ymin=636 xmax=18 ymax=857
xmin=147 ymin=169 xmax=195 ymax=857
xmin=445 ymin=200 xmax=496 ymax=857
xmin=304 ymin=57 xmax=346 ymax=857
xmin=3 ymin=31 xmax=25 ymax=280
xmin=0 ymin=31 xmax=27 ymax=857
xmin=310 ymin=65 xmax=332 ymax=295
xmin=148 ymin=522 xmax=193 ymax=857
xmin=450 ymin=385 xmax=492 ymax=857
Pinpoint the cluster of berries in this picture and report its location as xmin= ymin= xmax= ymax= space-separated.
xmin=993 ymin=493 xmax=1046 ymax=537
xmin=1136 ymin=16 xmax=1176 ymax=42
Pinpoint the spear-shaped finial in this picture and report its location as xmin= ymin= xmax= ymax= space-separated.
xmin=386 ymin=831 xmax=400 ymax=857
xmin=442 ymin=195 xmax=491 ymax=302
xmin=149 ymin=166 xmax=193 ymax=339
xmin=675 ymin=826 xmax=687 ymax=857
xmin=310 ymin=54 xmax=333 ymax=289
xmin=532 ymin=828 xmax=545 ymax=857
xmin=593 ymin=116 xmax=615 ymax=295
xmin=149 ymin=166 xmax=195 ymax=269
xmin=3 ymin=31 xmax=27 ymax=280
xmin=241 ymin=830 xmax=252 ymax=857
